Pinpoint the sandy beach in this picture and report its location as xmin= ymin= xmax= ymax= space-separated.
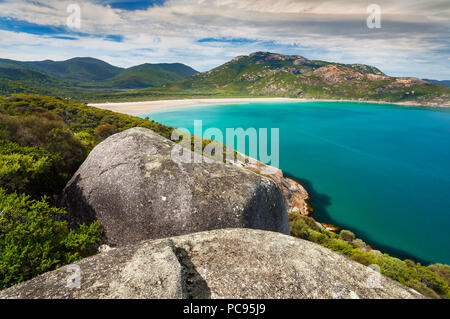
xmin=90 ymin=98 xmax=303 ymax=115
xmin=90 ymin=97 xmax=448 ymax=115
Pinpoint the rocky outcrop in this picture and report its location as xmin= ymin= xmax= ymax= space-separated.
xmin=58 ymin=127 xmax=288 ymax=246
xmin=0 ymin=229 xmax=423 ymax=299
xmin=229 ymin=151 xmax=310 ymax=215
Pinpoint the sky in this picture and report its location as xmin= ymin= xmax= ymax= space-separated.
xmin=0 ymin=0 xmax=448 ymax=79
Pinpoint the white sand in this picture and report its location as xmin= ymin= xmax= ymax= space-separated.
xmin=90 ymin=97 xmax=448 ymax=115
xmin=90 ymin=98 xmax=305 ymax=115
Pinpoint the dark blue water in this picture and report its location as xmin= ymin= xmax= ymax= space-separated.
xmin=141 ymin=102 xmax=450 ymax=265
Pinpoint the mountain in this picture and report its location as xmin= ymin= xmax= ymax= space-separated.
xmin=98 ymin=63 xmax=198 ymax=88
xmin=0 ymin=67 xmax=70 ymax=88
xmin=0 ymin=57 xmax=123 ymax=85
xmin=164 ymin=52 xmax=449 ymax=105
xmin=423 ymin=79 xmax=450 ymax=87
xmin=0 ymin=58 xmax=198 ymax=90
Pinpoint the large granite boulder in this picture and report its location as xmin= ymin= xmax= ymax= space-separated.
xmin=58 ymin=127 xmax=288 ymax=246
xmin=0 ymin=229 xmax=423 ymax=299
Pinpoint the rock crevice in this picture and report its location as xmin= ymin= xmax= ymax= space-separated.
xmin=0 ymin=229 xmax=423 ymax=299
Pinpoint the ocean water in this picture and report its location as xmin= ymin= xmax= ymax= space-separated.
xmin=140 ymin=102 xmax=450 ymax=265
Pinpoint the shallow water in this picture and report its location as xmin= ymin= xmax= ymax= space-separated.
xmin=141 ymin=102 xmax=450 ymax=264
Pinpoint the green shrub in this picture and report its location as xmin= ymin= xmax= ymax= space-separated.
xmin=0 ymin=189 xmax=102 ymax=289
xmin=308 ymin=229 xmax=329 ymax=244
xmin=428 ymin=264 xmax=450 ymax=286
xmin=415 ymin=266 xmax=450 ymax=297
xmin=94 ymin=124 xmax=118 ymax=140
xmin=324 ymin=238 xmax=354 ymax=257
xmin=0 ymin=153 xmax=50 ymax=194
xmin=339 ymin=229 xmax=355 ymax=242
xmin=0 ymin=140 xmax=65 ymax=198
xmin=408 ymin=280 xmax=440 ymax=299
xmin=0 ymin=112 xmax=87 ymax=176
xmin=350 ymin=250 xmax=377 ymax=266
xmin=374 ymin=254 xmax=414 ymax=284
xmin=0 ymin=112 xmax=66 ymax=147
xmin=289 ymin=218 xmax=308 ymax=239
xmin=351 ymin=238 xmax=366 ymax=249
xmin=44 ymin=127 xmax=86 ymax=172
xmin=75 ymin=131 xmax=96 ymax=151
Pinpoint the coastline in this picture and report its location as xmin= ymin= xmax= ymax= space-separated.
xmin=90 ymin=97 xmax=450 ymax=115
xmin=89 ymin=96 xmax=448 ymax=265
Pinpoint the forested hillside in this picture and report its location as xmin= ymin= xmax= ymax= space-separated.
xmin=0 ymin=58 xmax=198 ymax=92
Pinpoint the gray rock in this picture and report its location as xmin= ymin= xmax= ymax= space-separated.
xmin=58 ymin=127 xmax=288 ymax=246
xmin=170 ymin=229 xmax=423 ymax=299
xmin=0 ymin=229 xmax=423 ymax=299
xmin=0 ymin=239 xmax=184 ymax=299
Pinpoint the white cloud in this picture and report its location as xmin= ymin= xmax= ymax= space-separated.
xmin=0 ymin=0 xmax=448 ymax=79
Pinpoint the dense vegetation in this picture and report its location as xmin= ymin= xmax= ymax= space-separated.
xmin=0 ymin=57 xmax=198 ymax=92
xmin=289 ymin=212 xmax=450 ymax=299
xmin=0 ymin=140 xmax=67 ymax=198
xmin=0 ymin=57 xmax=122 ymax=84
xmin=99 ymin=63 xmax=199 ymax=89
xmin=0 ymin=94 xmax=175 ymax=289
xmin=0 ymin=94 xmax=173 ymax=139
xmin=0 ymin=189 xmax=102 ymax=289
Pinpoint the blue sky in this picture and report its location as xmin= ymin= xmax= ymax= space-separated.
xmin=0 ymin=0 xmax=449 ymax=79
xmin=96 ymin=0 xmax=165 ymax=10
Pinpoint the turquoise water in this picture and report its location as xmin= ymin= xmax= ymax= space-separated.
xmin=141 ymin=102 xmax=450 ymax=265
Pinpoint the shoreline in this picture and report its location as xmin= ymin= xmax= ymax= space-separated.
xmin=89 ymin=96 xmax=446 ymax=265
xmin=90 ymin=97 xmax=449 ymax=115
xmin=90 ymin=97 xmax=302 ymax=115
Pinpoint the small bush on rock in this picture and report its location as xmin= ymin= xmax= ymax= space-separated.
xmin=339 ymin=229 xmax=355 ymax=242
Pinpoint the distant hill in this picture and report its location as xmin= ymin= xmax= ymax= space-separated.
xmin=98 ymin=63 xmax=198 ymax=89
xmin=0 ymin=77 xmax=56 ymax=95
xmin=0 ymin=58 xmax=198 ymax=90
xmin=0 ymin=57 xmax=123 ymax=85
xmin=163 ymin=52 xmax=449 ymax=105
xmin=423 ymin=79 xmax=450 ymax=87
xmin=0 ymin=67 xmax=70 ymax=88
